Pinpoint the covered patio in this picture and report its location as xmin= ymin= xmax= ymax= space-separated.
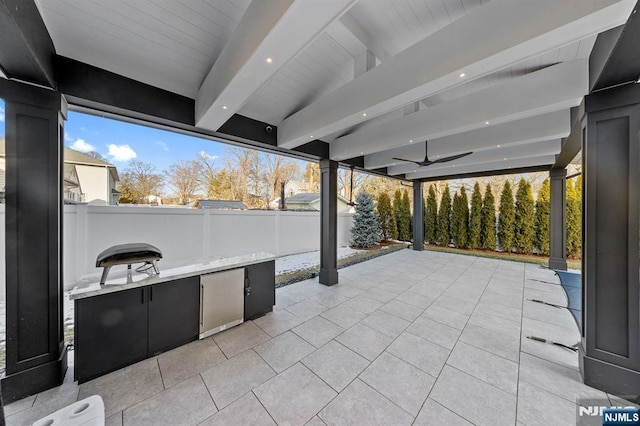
xmin=4 ymin=249 xmax=612 ymax=425
xmin=0 ymin=0 xmax=639 ymax=419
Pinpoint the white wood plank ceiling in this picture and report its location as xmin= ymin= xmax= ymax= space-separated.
xmin=34 ymin=0 xmax=636 ymax=180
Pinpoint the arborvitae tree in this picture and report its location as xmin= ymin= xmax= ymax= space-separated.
xmin=425 ymin=185 xmax=438 ymax=244
xmin=451 ymin=192 xmax=461 ymax=246
xmin=469 ymin=182 xmax=483 ymax=249
xmin=398 ymin=190 xmax=412 ymax=241
xmin=436 ymin=185 xmax=452 ymax=245
xmin=566 ymin=176 xmax=582 ymax=258
xmin=376 ymin=192 xmax=396 ymax=241
xmin=534 ymin=179 xmax=551 ymax=255
xmin=498 ymin=181 xmax=515 ymax=253
xmin=393 ymin=189 xmax=402 ymax=239
xmin=451 ymin=188 xmax=469 ymax=248
xmin=481 ymin=184 xmax=496 ymax=250
xmin=514 ymin=178 xmax=535 ymax=254
xmin=351 ymin=191 xmax=381 ymax=248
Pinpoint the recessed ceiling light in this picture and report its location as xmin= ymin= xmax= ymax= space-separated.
xmin=503 ymin=157 xmax=507 ymax=160
xmin=360 ymin=152 xmax=364 ymax=155
xmin=452 ymin=165 xmax=456 ymax=167
xmin=222 ymin=105 xmax=228 ymax=110
xmin=409 ymin=139 xmax=413 ymax=143
xmin=496 ymin=144 xmax=501 ymax=148
xmin=266 ymin=57 xmax=273 ymax=64
xmin=362 ymin=113 xmax=367 ymax=117
xmin=436 ymin=155 xmax=440 ymax=158
xmin=392 ymin=163 xmax=396 ymax=166
xmin=310 ymin=135 xmax=314 ymax=138
xmin=484 ymin=121 xmax=490 ymax=125
xmin=459 ymin=72 xmax=466 ymax=78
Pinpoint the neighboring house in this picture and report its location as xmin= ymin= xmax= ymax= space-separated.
xmin=65 ymin=148 xmax=119 ymax=205
xmin=284 ymin=192 xmax=352 ymax=213
xmin=269 ymin=180 xmax=312 ymax=209
xmin=195 ymin=199 xmax=247 ymax=210
xmin=0 ymin=140 xmax=119 ymax=205
xmin=63 ymin=164 xmax=84 ymax=203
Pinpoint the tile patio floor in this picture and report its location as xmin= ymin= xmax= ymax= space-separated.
xmin=3 ymin=250 xmax=633 ymax=425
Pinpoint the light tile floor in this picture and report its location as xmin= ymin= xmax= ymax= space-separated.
xmin=4 ymin=250 xmax=635 ymax=425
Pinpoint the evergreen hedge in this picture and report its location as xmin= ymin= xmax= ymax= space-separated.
xmin=376 ymin=192 xmax=396 ymax=241
xmin=398 ymin=190 xmax=412 ymax=241
xmin=437 ymin=185 xmax=452 ymax=245
xmin=566 ymin=176 xmax=582 ymax=258
xmin=481 ymin=184 xmax=497 ymax=250
xmin=425 ymin=185 xmax=438 ymax=243
xmin=469 ymin=182 xmax=483 ymax=249
xmin=451 ymin=187 xmax=469 ymax=248
xmin=534 ymin=179 xmax=550 ymax=255
xmin=514 ymin=178 xmax=535 ymax=254
xmin=498 ymin=181 xmax=515 ymax=252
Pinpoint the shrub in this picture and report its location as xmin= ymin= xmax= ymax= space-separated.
xmin=377 ymin=192 xmax=396 ymax=241
xmin=436 ymin=185 xmax=452 ymax=245
xmin=425 ymin=185 xmax=438 ymax=243
xmin=398 ymin=190 xmax=412 ymax=241
xmin=534 ymin=179 xmax=550 ymax=255
xmin=481 ymin=184 xmax=497 ymax=250
xmin=351 ymin=191 xmax=381 ymax=248
xmin=469 ymin=182 xmax=483 ymax=249
xmin=514 ymin=178 xmax=535 ymax=254
xmin=498 ymin=181 xmax=515 ymax=252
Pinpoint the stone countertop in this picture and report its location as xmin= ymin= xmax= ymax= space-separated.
xmin=70 ymin=252 xmax=276 ymax=300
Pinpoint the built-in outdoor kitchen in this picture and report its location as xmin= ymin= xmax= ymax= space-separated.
xmin=70 ymin=243 xmax=276 ymax=384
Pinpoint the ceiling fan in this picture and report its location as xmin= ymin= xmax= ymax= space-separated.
xmin=393 ymin=140 xmax=473 ymax=167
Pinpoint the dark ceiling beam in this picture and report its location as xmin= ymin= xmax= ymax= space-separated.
xmin=56 ymin=56 xmax=195 ymax=126
xmin=552 ymin=104 xmax=583 ymax=170
xmin=420 ymin=164 xmax=553 ymax=183
xmin=0 ymin=0 xmax=56 ymax=88
xmin=590 ymin=2 xmax=640 ymax=92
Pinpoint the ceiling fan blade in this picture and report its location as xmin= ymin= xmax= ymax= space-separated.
xmin=431 ymin=151 xmax=473 ymax=164
xmin=392 ymin=157 xmax=422 ymax=166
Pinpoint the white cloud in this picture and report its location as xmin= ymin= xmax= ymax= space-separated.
xmin=64 ymin=132 xmax=74 ymax=142
xmin=107 ymin=144 xmax=137 ymax=162
xmin=70 ymin=138 xmax=96 ymax=153
xmin=0 ymin=105 xmax=4 ymax=123
xmin=198 ymin=151 xmax=218 ymax=161
xmin=156 ymin=140 xmax=169 ymax=151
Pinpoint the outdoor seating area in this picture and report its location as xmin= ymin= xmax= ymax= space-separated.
xmin=3 ymin=250 xmax=624 ymax=426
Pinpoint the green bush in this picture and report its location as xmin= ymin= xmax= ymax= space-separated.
xmin=425 ymin=185 xmax=438 ymax=243
xmin=397 ymin=190 xmax=412 ymax=241
xmin=481 ymin=184 xmax=496 ymax=250
xmin=514 ymin=178 xmax=535 ymax=254
xmin=566 ymin=176 xmax=582 ymax=258
xmin=376 ymin=192 xmax=397 ymax=241
xmin=469 ymin=182 xmax=483 ymax=249
xmin=451 ymin=187 xmax=469 ymax=248
xmin=437 ymin=185 xmax=452 ymax=245
xmin=534 ymin=179 xmax=550 ymax=255
xmin=498 ymin=181 xmax=515 ymax=252
xmin=351 ymin=191 xmax=381 ymax=248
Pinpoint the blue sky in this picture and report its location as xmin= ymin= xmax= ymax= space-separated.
xmin=0 ymin=98 xmax=231 ymax=172
xmin=63 ymin=110 xmax=230 ymax=172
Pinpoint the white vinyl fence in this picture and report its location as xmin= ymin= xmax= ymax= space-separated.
xmin=17 ymin=205 xmax=348 ymax=290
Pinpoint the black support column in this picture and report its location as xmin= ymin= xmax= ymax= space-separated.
xmin=0 ymin=79 xmax=68 ymax=402
xmin=319 ymin=159 xmax=338 ymax=286
xmin=548 ymin=168 xmax=568 ymax=271
xmin=580 ymin=83 xmax=640 ymax=402
xmin=413 ymin=182 xmax=424 ymax=251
